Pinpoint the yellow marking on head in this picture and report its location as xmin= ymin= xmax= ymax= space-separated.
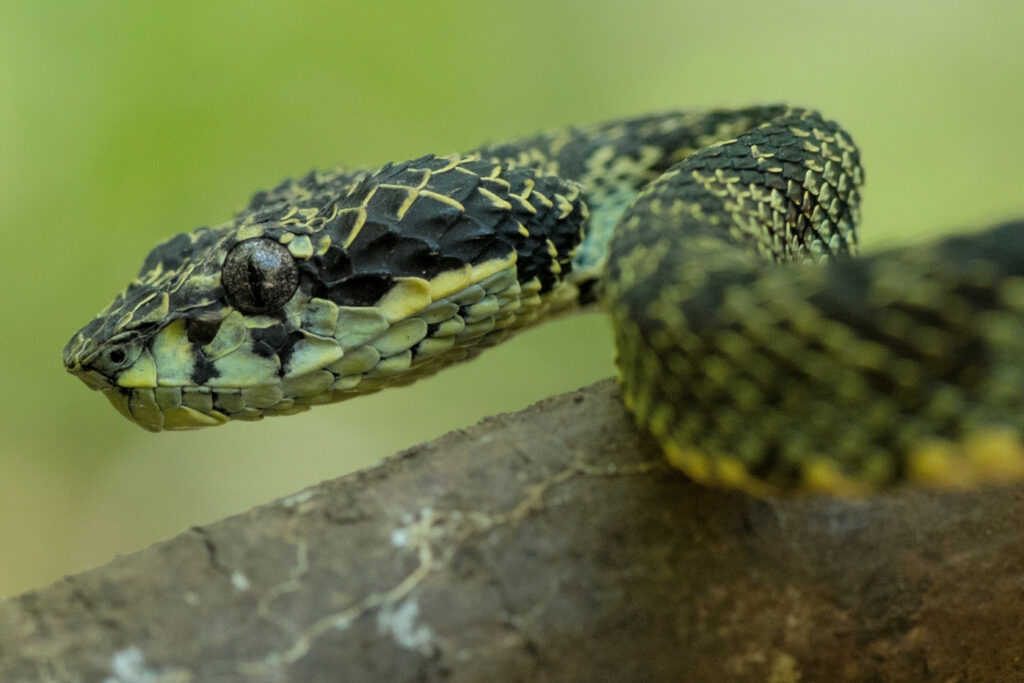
xmin=358 ymin=185 xmax=378 ymax=207
xmin=208 ymin=349 xmax=280 ymax=388
xmin=287 ymin=235 xmax=314 ymax=259
xmin=476 ymin=186 xmax=513 ymax=211
xmin=432 ymin=155 xmax=470 ymax=174
xmin=116 ymin=349 xmax=158 ymax=388
xmin=285 ymin=335 xmax=344 ymax=378
xmin=129 ymin=292 xmax=170 ymax=326
xmin=314 ymin=234 xmax=332 ymax=256
xmin=395 ymin=190 xmax=419 ymax=220
xmin=530 ymin=190 xmax=553 ymax=209
xmin=483 ymin=176 xmax=511 ymax=192
xmin=340 ymin=207 xmax=368 ymax=248
xmin=417 ymin=190 xmax=465 ymax=213
xmin=377 ymin=277 xmax=432 ymax=322
xmin=300 ymin=298 xmax=340 ymax=337
xmin=235 ymin=224 xmax=265 ymax=241
xmin=165 ymin=263 xmax=197 ymax=293
xmin=428 ymin=265 xmax=472 ymax=300
xmin=152 ymin=319 xmax=196 ymax=385
xmin=413 ymin=168 xmax=432 ymax=189
xmin=553 ymin=193 xmax=575 ymax=219
xmin=321 ymin=203 xmax=339 ymax=224
xmin=201 ymin=311 xmax=247 ymax=360
xmin=297 ymin=207 xmax=319 ymax=222
xmin=376 ymin=183 xmax=419 ymax=220
xmin=470 ymin=256 xmax=516 ymax=285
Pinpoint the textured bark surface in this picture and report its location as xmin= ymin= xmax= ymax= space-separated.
xmin=2 ymin=379 xmax=1024 ymax=682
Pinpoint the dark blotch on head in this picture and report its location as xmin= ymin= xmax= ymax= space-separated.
xmin=138 ymin=228 xmax=222 ymax=277
xmin=191 ymin=353 xmax=220 ymax=385
xmin=186 ymin=319 xmax=221 ymax=346
xmin=327 ymin=273 xmax=395 ymax=307
xmin=251 ymin=324 xmax=293 ymax=358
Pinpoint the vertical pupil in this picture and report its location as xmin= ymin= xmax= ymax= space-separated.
xmin=247 ymin=254 xmax=266 ymax=309
xmin=223 ymin=237 xmax=298 ymax=313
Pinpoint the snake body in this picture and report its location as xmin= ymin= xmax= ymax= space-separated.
xmin=63 ymin=106 xmax=1024 ymax=495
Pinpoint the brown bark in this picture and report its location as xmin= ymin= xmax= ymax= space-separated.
xmin=2 ymin=379 xmax=1023 ymax=682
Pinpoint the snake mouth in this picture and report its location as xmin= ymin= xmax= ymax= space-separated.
xmin=67 ymin=368 xmax=116 ymax=392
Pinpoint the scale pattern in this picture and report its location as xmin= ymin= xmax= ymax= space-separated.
xmin=64 ymin=107 xmax=1024 ymax=495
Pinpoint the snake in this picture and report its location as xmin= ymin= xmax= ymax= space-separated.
xmin=63 ymin=106 xmax=1024 ymax=496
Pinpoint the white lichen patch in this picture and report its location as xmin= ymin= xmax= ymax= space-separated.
xmin=231 ymin=570 xmax=252 ymax=592
xmin=104 ymin=646 xmax=189 ymax=683
xmin=281 ymin=489 xmax=314 ymax=508
xmin=377 ymin=599 xmax=436 ymax=653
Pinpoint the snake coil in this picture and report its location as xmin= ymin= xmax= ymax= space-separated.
xmin=64 ymin=106 xmax=1024 ymax=495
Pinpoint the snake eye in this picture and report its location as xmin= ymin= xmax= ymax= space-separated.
xmin=222 ymin=238 xmax=299 ymax=314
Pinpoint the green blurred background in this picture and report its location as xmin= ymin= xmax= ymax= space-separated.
xmin=2 ymin=1 xmax=1023 ymax=598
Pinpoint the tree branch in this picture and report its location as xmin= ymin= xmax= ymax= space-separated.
xmin=3 ymin=379 xmax=1024 ymax=682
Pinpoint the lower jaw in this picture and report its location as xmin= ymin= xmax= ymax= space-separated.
xmin=102 ymin=383 xmax=330 ymax=431
xmin=103 ymin=387 xmax=230 ymax=431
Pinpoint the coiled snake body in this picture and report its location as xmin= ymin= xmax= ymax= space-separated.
xmin=63 ymin=106 xmax=1024 ymax=495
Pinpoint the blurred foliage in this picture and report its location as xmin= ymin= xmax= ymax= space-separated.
xmin=2 ymin=0 xmax=1023 ymax=598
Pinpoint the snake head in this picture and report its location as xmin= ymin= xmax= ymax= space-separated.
xmin=64 ymin=156 xmax=588 ymax=431
xmin=62 ymin=216 xmax=355 ymax=431
xmin=62 ymin=225 xmax=239 ymax=429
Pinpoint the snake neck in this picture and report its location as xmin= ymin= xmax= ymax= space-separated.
xmin=479 ymin=105 xmax=856 ymax=304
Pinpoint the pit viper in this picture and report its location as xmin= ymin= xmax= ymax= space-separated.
xmin=63 ymin=106 xmax=1024 ymax=496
